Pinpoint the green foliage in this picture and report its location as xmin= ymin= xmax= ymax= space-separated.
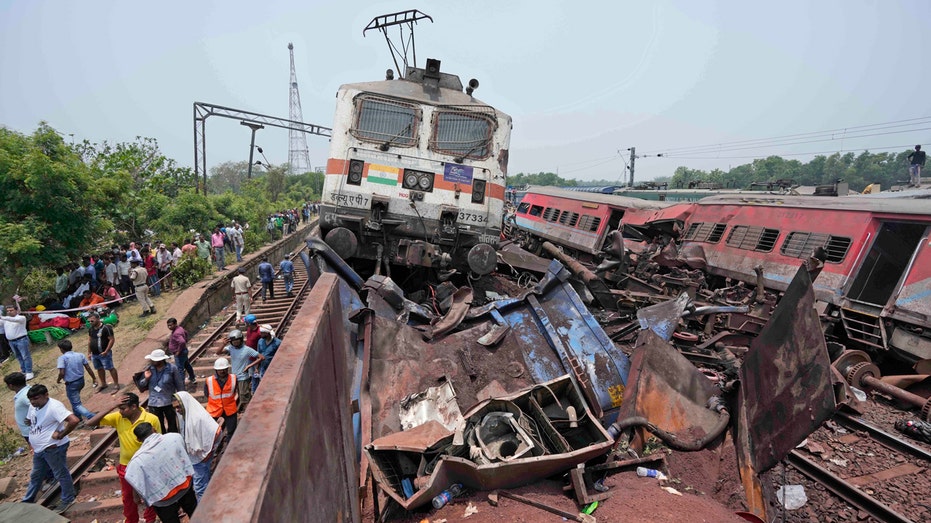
xmin=0 ymin=404 xmax=22 ymax=460
xmin=507 ymin=171 xmax=578 ymax=187
xmin=171 ymin=253 xmax=214 ymax=288
xmin=17 ymin=267 xmax=56 ymax=306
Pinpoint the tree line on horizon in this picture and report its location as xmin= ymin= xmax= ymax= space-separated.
xmin=509 ymin=149 xmax=919 ymax=192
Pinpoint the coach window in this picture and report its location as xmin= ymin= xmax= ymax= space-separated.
xmin=559 ymin=211 xmax=580 ymax=227
xmin=350 ymin=95 xmax=419 ymax=147
xmin=430 ymin=108 xmax=496 ymax=160
xmin=529 ymin=205 xmax=544 ymax=217
xmin=726 ymin=225 xmax=780 ymax=252
xmin=517 ymin=202 xmax=531 ymax=214
xmin=781 ymin=232 xmax=852 ymax=263
xmin=684 ymin=222 xmax=728 ymax=243
xmin=577 ymin=215 xmax=602 ymax=232
xmin=543 ymin=207 xmax=561 ymax=222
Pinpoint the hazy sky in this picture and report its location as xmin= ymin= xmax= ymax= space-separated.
xmin=1 ymin=1 xmax=928 ymax=184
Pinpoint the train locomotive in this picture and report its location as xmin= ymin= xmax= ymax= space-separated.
xmin=319 ymin=58 xmax=511 ymax=278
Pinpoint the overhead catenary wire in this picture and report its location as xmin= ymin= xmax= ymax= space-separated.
xmin=661 ymin=142 xmax=925 ymax=160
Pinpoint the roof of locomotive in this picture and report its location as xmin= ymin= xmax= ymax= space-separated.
xmin=521 ymin=185 xmax=672 ymax=210
xmin=338 ymin=75 xmax=511 ymax=121
xmin=695 ymin=193 xmax=931 ymax=215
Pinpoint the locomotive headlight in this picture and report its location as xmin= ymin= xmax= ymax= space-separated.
xmin=471 ymin=179 xmax=486 ymax=203
xmin=347 ymin=159 xmax=364 ymax=186
xmin=418 ymin=173 xmax=433 ymax=190
xmin=404 ymin=173 xmax=419 ymax=189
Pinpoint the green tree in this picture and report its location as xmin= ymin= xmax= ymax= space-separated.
xmin=208 ymin=160 xmax=251 ymax=194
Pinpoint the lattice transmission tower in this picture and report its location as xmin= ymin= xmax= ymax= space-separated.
xmin=287 ymin=42 xmax=312 ymax=175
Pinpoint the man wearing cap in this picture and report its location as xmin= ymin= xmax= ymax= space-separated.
xmin=216 ymin=330 xmax=263 ymax=408
xmin=87 ymin=392 xmax=162 ymax=523
xmin=129 ymin=259 xmax=155 ymax=317
xmin=204 ymin=358 xmax=238 ymax=436
xmin=139 ymin=349 xmax=184 ymax=433
xmin=243 ymin=315 xmax=261 ymax=352
xmin=257 ymin=256 xmax=275 ymax=302
xmin=230 ymin=269 xmax=252 ymax=321
xmin=252 ymin=325 xmax=281 ymax=392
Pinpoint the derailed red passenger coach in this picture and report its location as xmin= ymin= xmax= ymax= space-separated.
xmin=667 ymin=194 xmax=931 ymax=363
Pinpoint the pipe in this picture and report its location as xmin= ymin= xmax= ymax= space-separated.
xmin=685 ymin=305 xmax=750 ymax=317
xmin=861 ymin=376 xmax=931 ymax=420
xmin=305 ymin=237 xmax=364 ymax=291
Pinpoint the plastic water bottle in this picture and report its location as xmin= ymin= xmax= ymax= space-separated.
xmin=432 ymin=483 xmax=464 ymax=509
xmin=636 ymin=466 xmax=665 ymax=479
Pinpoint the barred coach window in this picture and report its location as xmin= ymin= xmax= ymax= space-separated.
xmin=431 ymin=108 xmax=496 ymax=160
xmin=351 ymin=96 xmax=419 ymax=146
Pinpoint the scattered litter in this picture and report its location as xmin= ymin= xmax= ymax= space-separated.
xmin=776 ymin=485 xmax=808 ymax=510
xmin=582 ymin=501 xmax=599 ymax=514
xmin=662 ymin=486 xmax=683 ymax=496
xmin=850 ymin=386 xmax=868 ymax=402
xmin=114 ymin=489 xmax=121 ymax=496
xmin=795 ymin=438 xmax=807 ymax=448
xmin=829 ymin=458 xmax=849 ymax=468
xmin=463 ymin=502 xmax=478 ymax=517
xmin=636 ymin=466 xmax=668 ymax=480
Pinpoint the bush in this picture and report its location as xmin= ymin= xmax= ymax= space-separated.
xmin=171 ymin=253 xmax=214 ymax=288
xmin=15 ymin=267 xmax=56 ymax=307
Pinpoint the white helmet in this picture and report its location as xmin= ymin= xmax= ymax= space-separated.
xmin=228 ymin=329 xmax=243 ymax=340
xmin=214 ymin=358 xmax=231 ymax=370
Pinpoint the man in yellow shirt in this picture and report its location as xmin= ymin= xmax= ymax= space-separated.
xmin=86 ymin=392 xmax=162 ymax=523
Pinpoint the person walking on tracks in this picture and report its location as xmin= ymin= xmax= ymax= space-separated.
xmin=215 ymin=329 xmax=262 ymax=409
xmin=231 ymin=268 xmax=252 ymax=321
xmin=251 ymin=324 xmax=281 ymax=393
xmin=172 ymin=391 xmax=221 ymax=501
xmin=124 ymin=422 xmax=198 ymax=523
xmin=86 ymin=392 xmax=162 ymax=523
xmin=205 ymin=357 xmax=239 ymax=436
xmin=139 ymin=349 xmax=184 ymax=433
xmin=908 ymin=144 xmax=926 ymax=187
xmin=21 ymin=384 xmax=80 ymax=514
xmin=55 ymin=339 xmax=97 ymax=421
xmin=257 ymin=256 xmax=275 ymax=302
xmin=279 ymin=255 xmax=295 ymax=297
xmin=167 ymin=318 xmax=197 ymax=386
xmin=129 ymin=259 xmax=155 ymax=317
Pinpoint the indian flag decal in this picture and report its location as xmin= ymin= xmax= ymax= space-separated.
xmin=367 ymin=164 xmax=400 ymax=186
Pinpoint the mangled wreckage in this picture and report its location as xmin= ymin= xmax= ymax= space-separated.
xmin=300 ymin=227 xmax=847 ymax=522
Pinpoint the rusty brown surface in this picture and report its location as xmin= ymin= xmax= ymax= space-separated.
xmin=193 ymin=273 xmax=359 ymax=523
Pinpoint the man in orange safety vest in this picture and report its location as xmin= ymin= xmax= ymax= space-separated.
xmin=204 ymin=358 xmax=238 ymax=437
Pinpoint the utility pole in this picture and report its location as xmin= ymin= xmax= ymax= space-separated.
xmin=288 ymin=43 xmax=312 ymax=175
xmin=241 ymin=121 xmax=264 ymax=179
xmin=628 ymin=147 xmax=636 ymax=188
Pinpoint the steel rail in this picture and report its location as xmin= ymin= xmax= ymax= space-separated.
xmin=835 ymin=411 xmax=931 ymax=462
xmin=785 ymin=450 xmax=913 ymax=523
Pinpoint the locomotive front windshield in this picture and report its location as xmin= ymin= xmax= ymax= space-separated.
xmin=351 ymin=96 xmax=419 ymax=146
xmin=430 ymin=109 xmax=496 ymax=160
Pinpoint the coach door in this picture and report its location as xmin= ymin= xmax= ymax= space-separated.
xmin=847 ymin=221 xmax=927 ymax=306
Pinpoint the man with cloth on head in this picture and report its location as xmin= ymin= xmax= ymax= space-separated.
xmin=204 ymin=357 xmax=238 ymax=436
xmin=129 ymin=259 xmax=155 ymax=317
xmin=21 ymin=384 xmax=80 ymax=514
xmin=124 ymin=422 xmax=197 ymax=523
xmin=86 ymin=392 xmax=161 ymax=523
xmin=139 ymin=349 xmax=184 ymax=433
xmin=230 ymin=268 xmax=252 ymax=321
xmin=215 ymin=329 xmax=262 ymax=409
xmin=173 ymin=391 xmax=221 ymax=500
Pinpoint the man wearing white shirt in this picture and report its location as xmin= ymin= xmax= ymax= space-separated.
xmin=22 ymin=384 xmax=79 ymax=513
xmin=1 ymin=302 xmax=33 ymax=380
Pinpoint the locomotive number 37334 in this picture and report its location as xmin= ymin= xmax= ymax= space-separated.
xmin=458 ymin=212 xmax=488 ymax=223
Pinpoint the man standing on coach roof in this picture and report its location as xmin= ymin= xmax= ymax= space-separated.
xmin=908 ymin=144 xmax=926 ymax=187
xmin=1 ymin=301 xmax=33 ymax=380
xmin=231 ymin=268 xmax=252 ymax=321
xmin=86 ymin=392 xmax=162 ymax=523
xmin=129 ymin=259 xmax=155 ymax=317
xmin=22 ymin=384 xmax=80 ymax=514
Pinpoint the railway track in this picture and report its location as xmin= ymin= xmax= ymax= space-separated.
xmin=773 ymin=403 xmax=931 ymax=523
xmin=39 ymin=253 xmax=312 ymax=522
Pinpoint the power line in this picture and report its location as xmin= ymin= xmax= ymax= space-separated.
xmin=641 ymin=116 xmax=931 ymax=156
xmin=661 ymin=142 xmax=921 ymax=160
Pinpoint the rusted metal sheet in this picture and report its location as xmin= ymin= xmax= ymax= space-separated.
xmin=616 ymin=329 xmax=722 ymax=438
xmin=734 ymin=264 xmax=836 ymax=520
xmin=193 ymin=273 xmax=359 ymax=523
xmin=498 ymin=240 xmax=551 ymax=274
